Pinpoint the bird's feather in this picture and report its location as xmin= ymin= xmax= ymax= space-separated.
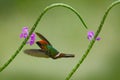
xmin=35 ymin=32 xmax=52 ymax=46
xmin=24 ymin=49 xmax=49 ymax=58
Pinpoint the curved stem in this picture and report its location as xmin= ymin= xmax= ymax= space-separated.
xmin=0 ymin=3 xmax=87 ymax=72
xmin=65 ymin=0 xmax=120 ymax=80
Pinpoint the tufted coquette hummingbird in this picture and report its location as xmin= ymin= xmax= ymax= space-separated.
xmin=24 ymin=32 xmax=75 ymax=59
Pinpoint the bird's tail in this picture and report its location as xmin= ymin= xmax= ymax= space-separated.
xmin=55 ymin=53 xmax=75 ymax=59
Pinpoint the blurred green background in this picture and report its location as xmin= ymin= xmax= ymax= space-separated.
xmin=0 ymin=0 xmax=120 ymax=80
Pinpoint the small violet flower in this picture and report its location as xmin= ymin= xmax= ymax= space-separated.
xmin=20 ymin=27 xmax=29 ymax=38
xmin=87 ymin=31 xmax=101 ymax=41
xmin=27 ymin=33 xmax=36 ymax=45
xmin=20 ymin=27 xmax=36 ymax=45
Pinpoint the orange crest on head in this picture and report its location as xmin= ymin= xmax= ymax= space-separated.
xmin=39 ymin=40 xmax=48 ymax=45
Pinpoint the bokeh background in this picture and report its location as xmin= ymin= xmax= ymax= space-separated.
xmin=0 ymin=0 xmax=120 ymax=80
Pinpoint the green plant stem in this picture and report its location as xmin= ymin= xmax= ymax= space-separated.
xmin=65 ymin=0 xmax=120 ymax=80
xmin=0 ymin=3 xmax=87 ymax=72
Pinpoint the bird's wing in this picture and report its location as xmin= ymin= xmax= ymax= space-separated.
xmin=35 ymin=32 xmax=52 ymax=46
xmin=24 ymin=49 xmax=49 ymax=58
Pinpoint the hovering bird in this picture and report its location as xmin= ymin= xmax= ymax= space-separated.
xmin=24 ymin=32 xmax=75 ymax=59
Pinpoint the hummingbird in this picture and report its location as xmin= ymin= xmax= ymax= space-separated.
xmin=24 ymin=32 xmax=75 ymax=59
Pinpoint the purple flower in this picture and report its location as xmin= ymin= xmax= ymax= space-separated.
xmin=20 ymin=27 xmax=36 ymax=45
xmin=27 ymin=33 xmax=36 ymax=46
xmin=87 ymin=31 xmax=94 ymax=41
xmin=87 ymin=31 xmax=101 ymax=41
xmin=96 ymin=37 xmax=101 ymax=41
xmin=20 ymin=27 xmax=29 ymax=38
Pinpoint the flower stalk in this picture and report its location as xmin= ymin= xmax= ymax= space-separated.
xmin=65 ymin=0 xmax=120 ymax=80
